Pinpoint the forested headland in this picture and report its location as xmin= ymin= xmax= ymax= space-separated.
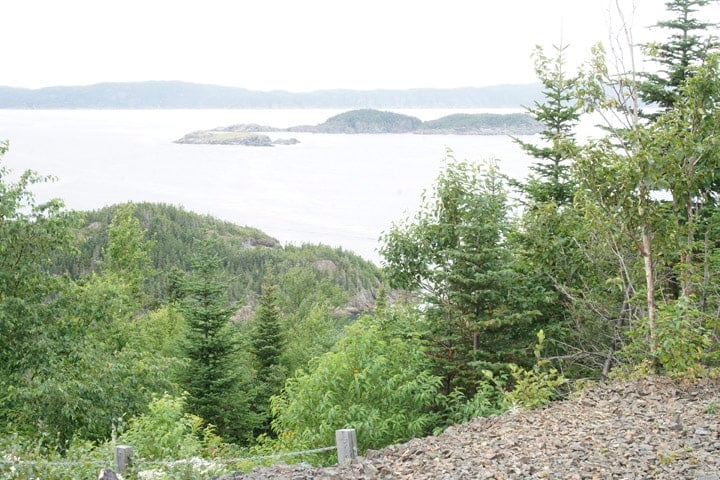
xmin=3 ymin=2 xmax=720 ymax=478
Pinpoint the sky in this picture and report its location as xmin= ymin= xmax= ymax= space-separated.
xmin=3 ymin=0 xmax=720 ymax=92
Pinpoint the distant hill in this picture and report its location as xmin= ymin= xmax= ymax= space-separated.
xmin=0 ymin=81 xmax=543 ymax=109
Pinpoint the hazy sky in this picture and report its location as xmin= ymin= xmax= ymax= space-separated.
xmin=4 ymin=1 xmax=719 ymax=91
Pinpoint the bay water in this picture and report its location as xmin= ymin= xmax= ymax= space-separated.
xmin=0 ymin=109 xmax=536 ymax=264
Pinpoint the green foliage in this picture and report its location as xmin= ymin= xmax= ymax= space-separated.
xmin=280 ymin=303 xmax=345 ymax=374
xmin=622 ymin=298 xmax=711 ymax=377
xmin=58 ymin=202 xmax=381 ymax=309
xmin=125 ymin=307 xmax=187 ymax=359
xmin=639 ymin=0 xmax=719 ymax=114
xmin=514 ymin=43 xmax=580 ymax=207
xmin=435 ymin=379 xmax=507 ymax=428
xmin=0 ymin=434 xmax=109 ymax=480
xmin=381 ymin=155 xmax=542 ymax=395
xmin=508 ymin=43 xmax=585 ymax=372
xmin=117 ymin=394 xmax=223 ymax=461
xmin=252 ymin=267 xmax=285 ymax=374
xmin=8 ymin=272 xmax=181 ymax=446
xmin=0 ymin=142 xmax=80 ymax=387
xmin=504 ymin=330 xmax=567 ymax=410
xmin=178 ymin=240 xmax=256 ymax=444
xmin=105 ymin=203 xmax=155 ymax=304
xmin=249 ymin=266 xmax=287 ymax=437
xmin=271 ymin=308 xmax=442 ymax=454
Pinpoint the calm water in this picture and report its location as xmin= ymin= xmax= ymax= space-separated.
xmin=0 ymin=109 xmax=536 ymax=263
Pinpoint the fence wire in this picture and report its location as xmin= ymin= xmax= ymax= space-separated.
xmin=1 ymin=444 xmax=336 ymax=471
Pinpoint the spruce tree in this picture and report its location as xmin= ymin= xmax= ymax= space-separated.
xmin=381 ymin=157 xmax=541 ymax=396
xmin=514 ymin=43 xmax=580 ymax=207
xmin=512 ymin=43 xmax=584 ymax=365
xmin=178 ymin=240 xmax=253 ymax=443
xmin=250 ymin=265 xmax=285 ymax=435
xmin=252 ymin=266 xmax=284 ymax=376
xmin=638 ymin=0 xmax=720 ymax=298
xmin=639 ymin=0 xmax=719 ymax=114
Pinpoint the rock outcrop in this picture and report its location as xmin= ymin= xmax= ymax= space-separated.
xmin=175 ymin=131 xmax=299 ymax=146
xmin=222 ymin=376 xmax=720 ymax=479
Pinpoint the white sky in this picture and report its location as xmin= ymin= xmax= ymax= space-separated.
xmin=3 ymin=0 xmax=719 ymax=91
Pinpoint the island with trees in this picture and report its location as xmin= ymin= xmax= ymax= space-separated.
xmin=174 ymin=109 xmax=543 ymax=145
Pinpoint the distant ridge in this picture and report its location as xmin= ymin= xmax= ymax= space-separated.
xmin=0 ymin=81 xmax=543 ymax=109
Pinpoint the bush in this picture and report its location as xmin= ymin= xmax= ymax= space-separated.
xmin=270 ymin=308 xmax=442 ymax=455
xmin=504 ymin=330 xmax=567 ymax=410
xmin=622 ymin=298 xmax=711 ymax=377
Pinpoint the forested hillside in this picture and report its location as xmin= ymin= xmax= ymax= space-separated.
xmin=57 ymin=202 xmax=380 ymax=306
xmin=0 ymin=82 xmax=543 ymax=109
xmin=3 ymin=2 xmax=720 ymax=479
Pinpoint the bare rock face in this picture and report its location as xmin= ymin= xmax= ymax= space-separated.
xmin=222 ymin=376 xmax=720 ymax=479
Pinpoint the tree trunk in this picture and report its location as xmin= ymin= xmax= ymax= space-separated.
xmin=641 ymin=224 xmax=657 ymax=357
xmin=681 ymin=157 xmax=697 ymax=299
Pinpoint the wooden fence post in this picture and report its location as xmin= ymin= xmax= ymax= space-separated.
xmin=335 ymin=428 xmax=357 ymax=464
xmin=114 ymin=445 xmax=133 ymax=474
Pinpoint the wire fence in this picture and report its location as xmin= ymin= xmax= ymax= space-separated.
xmin=2 ymin=445 xmax=335 ymax=467
xmin=0 ymin=431 xmax=357 ymax=478
xmin=135 ymin=445 xmax=336 ymax=467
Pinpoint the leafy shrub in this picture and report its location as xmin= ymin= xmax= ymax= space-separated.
xmin=436 ymin=379 xmax=507 ymax=429
xmin=622 ymin=298 xmax=710 ymax=377
xmin=504 ymin=330 xmax=567 ymax=410
xmin=0 ymin=434 xmax=110 ymax=480
xmin=116 ymin=394 xmax=237 ymax=479
xmin=270 ymin=308 xmax=442 ymax=455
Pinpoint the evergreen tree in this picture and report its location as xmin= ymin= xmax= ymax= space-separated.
xmin=179 ymin=240 xmax=254 ymax=443
xmin=512 ymin=43 xmax=585 ymax=370
xmin=252 ymin=266 xmax=284 ymax=376
xmin=514 ymin=43 xmax=581 ymax=207
xmin=250 ymin=265 xmax=286 ymax=436
xmin=381 ymin=156 xmax=541 ymax=396
xmin=639 ymin=0 xmax=720 ymax=300
xmin=639 ymin=0 xmax=719 ymax=114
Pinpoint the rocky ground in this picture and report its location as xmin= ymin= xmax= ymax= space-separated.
xmin=222 ymin=376 xmax=720 ymax=479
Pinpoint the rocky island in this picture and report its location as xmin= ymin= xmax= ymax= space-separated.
xmin=175 ymin=109 xmax=542 ymax=145
xmin=175 ymin=131 xmax=300 ymax=146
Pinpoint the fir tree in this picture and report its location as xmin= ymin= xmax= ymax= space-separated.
xmin=250 ymin=265 xmax=286 ymax=436
xmin=178 ymin=240 xmax=254 ymax=443
xmin=252 ymin=266 xmax=284 ymax=377
xmin=514 ymin=43 xmax=580 ymax=207
xmin=381 ymin=157 xmax=541 ymax=396
xmin=512 ymin=43 xmax=584 ymax=362
xmin=639 ymin=0 xmax=720 ymax=114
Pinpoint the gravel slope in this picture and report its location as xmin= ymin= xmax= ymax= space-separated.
xmin=223 ymin=376 xmax=720 ymax=479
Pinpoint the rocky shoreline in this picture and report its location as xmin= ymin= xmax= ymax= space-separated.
xmin=175 ymin=131 xmax=300 ymax=146
xmin=222 ymin=376 xmax=720 ymax=479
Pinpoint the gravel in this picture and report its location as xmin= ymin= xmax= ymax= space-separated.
xmin=222 ymin=376 xmax=720 ymax=479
